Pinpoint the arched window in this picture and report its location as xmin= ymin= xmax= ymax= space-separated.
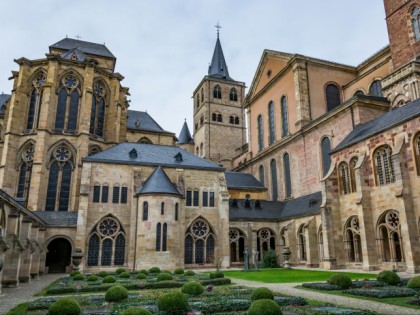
xmin=270 ymin=159 xmax=278 ymax=201
xmin=349 ymin=157 xmax=358 ymax=193
xmin=87 ymin=216 xmax=126 ymax=266
xmin=197 ymin=94 xmax=200 ymax=107
xmin=213 ymin=85 xmax=222 ymax=99
xmin=297 ymin=224 xmax=306 ymax=261
xmin=55 ymin=73 xmax=81 ymax=132
xmin=412 ymin=7 xmax=420 ymax=41
xmin=217 ymin=113 xmax=222 ymax=122
xmin=369 ymin=80 xmax=383 ymax=97
xmin=230 ymin=88 xmax=238 ymax=101
xmin=156 ymin=223 xmax=162 ymax=251
xmin=90 ymin=81 xmax=106 ymax=137
xmin=259 ymin=165 xmax=265 ymax=186
xmin=256 ymin=228 xmax=276 ymax=261
xmin=26 ymin=72 xmax=46 ymax=130
xmin=45 ymin=145 xmax=73 ymax=211
xmin=142 ymin=201 xmax=148 ymax=220
xmin=268 ymin=102 xmax=275 ymax=145
xmin=344 ymin=216 xmax=362 ymax=262
xmin=229 ymin=116 xmax=234 ymax=124
xmin=281 ymin=96 xmax=289 ymax=137
xmin=235 ymin=116 xmax=239 ymax=125
xmin=326 ymin=84 xmax=341 ymax=111
xmin=258 ymin=115 xmax=264 ymax=151
xmin=201 ymin=88 xmax=204 ymax=102
xmin=354 ymin=90 xmax=365 ymax=97
xmin=175 ymin=203 xmax=179 ymax=221
xmin=374 ymin=145 xmax=395 ymax=185
xmin=229 ymin=228 xmax=246 ymax=262
xmin=212 ymin=113 xmax=217 ymax=121
xmin=16 ymin=145 xmax=35 ymax=204
xmin=283 ymin=153 xmax=292 ymax=198
xmin=321 ymin=137 xmax=332 ymax=176
xmin=200 ymin=115 xmax=204 ymax=125
xmin=184 ymin=218 xmax=216 ymax=264
xmin=377 ymin=210 xmax=403 ymax=262
xmin=138 ymin=137 xmax=152 ymax=144
xmin=339 ymin=162 xmax=351 ymax=195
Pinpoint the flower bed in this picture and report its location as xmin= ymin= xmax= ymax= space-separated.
xmin=343 ymin=286 xmax=417 ymax=299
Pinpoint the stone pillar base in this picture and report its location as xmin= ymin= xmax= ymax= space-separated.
xmin=1 ymin=280 xmax=19 ymax=288
xmin=322 ymin=258 xmax=337 ymax=270
xmin=362 ymin=264 xmax=379 ymax=271
xmin=19 ymin=276 xmax=31 ymax=283
xmin=405 ymin=265 xmax=420 ymax=274
xmin=30 ymin=272 xmax=39 ymax=279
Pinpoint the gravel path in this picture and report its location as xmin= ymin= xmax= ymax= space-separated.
xmin=232 ymin=278 xmax=420 ymax=315
xmin=0 ymin=273 xmax=63 ymax=314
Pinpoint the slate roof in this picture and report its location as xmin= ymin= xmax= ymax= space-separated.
xmin=138 ymin=166 xmax=182 ymax=196
xmin=0 ymin=93 xmax=10 ymax=115
xmin=50 ymin=38 xmax=115 ymax=58
xmin=127 ymin=110 xmax=172 ymax=134
xmin=333 ymin=98 xmax=420 ymax=153
xmin=208 ymin=34 xmax=234 ymax=81
xmin=83 ymin=142 xmax=224 ymax=171
xmin=60 ymin=47 xmax=87 ymax=62
xmin=229 ymin=191 xmax=322 ymax=221
xmin=225 ymin=171 xmax=266 ymax=191
xmin=33 ymin=211 xmax=78 ymax=227
xmin=177 ymin=120 xmax=194 ymax=144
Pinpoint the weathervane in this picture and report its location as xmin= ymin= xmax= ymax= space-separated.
xmin=214 ymin=21 xmax=222 ymax=36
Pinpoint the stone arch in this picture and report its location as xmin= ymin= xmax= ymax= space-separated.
xmin=376 ymin=210 xmax=403 ymax=263
xmin=92 ymin=77 xmax=111 ymax=107
xmin=88 ymin=144 xmax=102 ymax=156
xmin=184 ymin=216 xmax=216 ymax=265
xmin=229 ymin=227 xmax=247 ymax=263
xmin=257 ymin=227 xmax=276 ymax=261
xmin=27 ymin=67 xmax=48 ymax=86
xmin=391 ymin=94 xmax=410 ymax=108
xmin=45 ymin=236 xmax=73 ymax=273
xmin=55 ymin=68 xmax=84 ymax=93
xmin=138 ymin=137 xmax=153 ymax=144
xmin=15 ymin=139 xmax=36 ymax=170
xmin=343 ymin=216 xmax=362 ymax=262
xmin=297 ymin=224 xmax=307 ymax=262
xmin=46 ymin=139 xmax=77 ymax=169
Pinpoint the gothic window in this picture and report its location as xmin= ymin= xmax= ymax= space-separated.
xmin=350 ymin=157 xmax=358 ymax=192
xmin=162 ymin=223 xmax=167 ymax=251
xmin=186 ymin=190 xmax=192 ymax=206
xmin=87 ymin=216 xmax=126 ymax=266
xmin=344 ymin=216 xmax=362 ymax=262
xmin=16 ymin=145 xmax=34 ymax=204
xmin=339 ymin=162 xmax=351 ymax=195
xmin=209 ymin=191 xmax=214 ymax=207
xmin=45 ymin=145 xmax=73 ymax=211
xmin=412 ymin=7 xmax=420 ymax=41
xmin=270 ymin=159 xmax=278 ymax=201
xmin=229 ymin=116 xmax=234 ymax=124
xmin=213 ymin=85 xmax=222 ymax=99
xmin=259 ymin=165 xmax=265 ymax=186
xmin=193 ymin=190 xmax=199 ymax=206
xmin=268 ymin=102 xmax=275 ymax=145
xmin=258 ymin=115 xmax=264 ymax=151
xmin=184 ymin=218 xmax=216 ymax=265
xmin=203 ymin=191 xmax=208 ymax=207
xmin=230 ymin=88 xmax=238 ymax=101
xmin=112 ymin=185 xmax=120 ymax=203
xmin=217 ymin=113 xmax=222 ymax=122
xmin=369 ymin=80 xmax=383 ymax=97
xmin=374 ymin=145 xmax=395 ymax=185
xmin=102 ymin=185 xmax=109 ymax=203
xmin=321 ymin=137 xmax=332 ymax=176
xmin=326 ymin=84 xmax=341 ymax=111
xmin=161 ymin=202 xmax=165 ymax=215
xmin=156 ymin=223 xmax=161 ymax=251
xmin=121 ymin=186 xmax=128 ymax=204
xmin=90 ymin=81 xmax=106 ymax=137
xmin=414 ymin=133 xmax=420 ymax=175
xmin=377 ymin=210 xmax=403 ymax=262
xmin=175 ymin=203 xmax=179 ymax=221
xmin=235 ymin=116 xmax=239 ymax=125
xmin=93 ymin=185 xmax=100 ymax=202
xmin=229 ymin=228 xmax=246 ymax=262
xmin=55 ymin=73 xmax=81 ymax=132
xmin=200 ymin=115 xmax=204 ymax=125
xmin=26 ymin=72 xmax=46 ymax=130
xmin=281 ymin=96 xmax=289 ymax=137
xmin=212 ymin=112 xmax=222 ymax=122
xmin=256 ymin=228 xmax=276 ymax=261
xmin=142 ymin=201 xmax=148 ymax=220
xmin=283 ymin=153 xmax=292 ymax=198
xmin=297 ymin=224 xmax=306 ymax=261
xmin=354 ymin=90 xmax=365 ymax=96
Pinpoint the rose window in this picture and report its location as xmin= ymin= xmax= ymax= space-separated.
xmin=259 ymin=228 xmax=270 ymax=240
xmin=64 ymin=75 xmax=78 ymax=89
xmin=94 ymin=83 xmax=105 ymax=96
xmin=229 ymin=229 xmax=238 ymax=241
xmin=351 ymin=217 xmax=359 ymax=231
xmin=98 ymin=218 xmax=119 ymax=237
xmin=23 ymin=147 xmax=34 ymax=163
xmin=192 ymin=219 xmax=209 ymax=237
xmin=35 ymin=74 xmax=46 ymax=87
xmin=386 ymin=211 xmax=400 ymax=229
xmin=54 ymin=146 xmax=71 ymax=162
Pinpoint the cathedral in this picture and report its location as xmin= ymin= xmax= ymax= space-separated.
xmin=1 ymin=0 xmax=420 ymax=291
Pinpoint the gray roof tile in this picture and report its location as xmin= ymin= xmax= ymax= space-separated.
xmin=33 ymin=211 xmax=78 ymax=227
xmin=0 ymin=93 xmax=10 ymax=115
xmin=50 ymin=38 xmax=115 ymax=58
xmin=225 ymin=171 xmax=265 ymax=190
xmin=60 ymin=47 xmax=87 ymax=61
xmin=127 ymin=110 xmax=172 ymax=134
xmin=208 ymin=34 xmax=234 ymax=81
xmin=177 ymin=120 xmax=194 ymax=144
xmin=83 ymin=142 xmax=224 ymax=171
xmin=138 ymin=166 xmax=182 ymax=196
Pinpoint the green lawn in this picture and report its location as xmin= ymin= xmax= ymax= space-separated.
xmin=223 ymin=269 xmax=377 ymax=283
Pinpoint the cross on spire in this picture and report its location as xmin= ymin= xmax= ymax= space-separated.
xmin=75 ymin=34 xmax=82 ymax=40
xmin=214 ymin=21 xmax=222 ymax=36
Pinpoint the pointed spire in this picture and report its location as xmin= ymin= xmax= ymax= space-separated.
xmin=208 ymin=24 xmax=233 ymax=81
xmin=177 ymin=120 xmax=194 ymax=144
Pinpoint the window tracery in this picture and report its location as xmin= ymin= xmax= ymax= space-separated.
xmin=377 ymin=210 xmax=403 ymax=263
xmin=257 ymin=228 xmax=276 ymax=261
xmin=90 ymin=81 xmax=106 ymax=138
xmin=17 ymin=144 xmax=35 ymax=204
xmin=374 ymin=146 xmax=395 ymax=185
xmin=213 ymin=85 xmax=222 ymax=99
xmin=230 ymin=88 xmax=238 ymax=101
xmin=344 ymin=216 xmax=362 ymax=262
xmin=26 ymin=72 xmax=46 ymax=131
xmin=229 ymin=228 xmax=246 ymax=262
xmin=184 ymin=218 xmax=215 ymax=264
xmin=55 ymin=73 xmax=81 ymax=132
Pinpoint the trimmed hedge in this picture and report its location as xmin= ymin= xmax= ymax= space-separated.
xmin=87 ymin=275 xmax=98 ymax=282
xmin=70 ymin=271 xmax=81 ymax=277
xmin=48 ymin=298 xmax=81 ymax=315
xmin=148 ymin=267 xmax=161 ymax=274
xmin=247 ymin=299 xmax=282 ymax=315
xmin=274 ymin=296 xmax=307 ymax=306
xmin=184 ymin=270 xmax=195 ymax=276
xmin=174 ymin=268 xmax=184 ymax=275
xmin=210 ymin=271 xmax=224 ymax=279
xmin=251 ymin=287 xmax=274 ymax=301
xmin=407 ymin=276 xmax=420 ymax=289
xmin=105 ymin=285 xmax=128 ymax=302
xmin=136 ymin=273 xmax=147 ymax=280
xmin=158 ymin=292 xmax=189 ymax=314
xmin=116 ymin=268 xmax=127 ymax=274
xmin=72 ymin=274 xmax=84 ymax=281
xmin=301 ymin=282 xmax=342 ymax=291
xmin=119 ymin=272 xmax=130 ymax=278
xmin=344 ymin=287 xmax=416 ymax=299
xmin=328 ymin=273 xmax=352 ymax=289
xmin=103 ymin=275 xmax=117 ymax=283
xmin=200 ymin=278 xmax=231 ymax=286
xmin=139 ymin=269 xmax=148 ymax=275
xmin=377 ymin=270 xmax=400 ymax=285
xmin=97 ymin=271 xmax=108 ymax=278
xmin=181 ymin=281 xmax=204 ymax=296
xmin=157 ymin=273 xmax=173 ymax=282
xmin=121 ymin=309 xmax=152 ymax=315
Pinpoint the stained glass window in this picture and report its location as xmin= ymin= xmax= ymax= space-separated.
xmin=184 ymin=218 xmax=216 ymax=265
xmin=375 ymin=146 xmax=394 ymax=185
xmin=259 ymin=165 xmax=265 ymax=186
xmin=281 ymin=96 xmax=288 ymax=137
xmin=156 ymin=223 xmax=161 ymax=251
xmin=67 ymin=90 xmax=79 ymax=131
xmin=87 ymin=234 xmax=100 ymax=266
xmin=90 ymin=82 xmax=106 ymax=138
xmin=321 ymin=137 xmax=332 ymax=176
xmin=113 ymin=186 xmax=120 ymax=203
xmin=413 ymin=7 xmax=420 ymax=41
xmin=93 ymin=185 xmax=101 ymax=202
xmin=209 ymin=192 xmax=214 ymax=207
xmin=55 ymin=89 xmax=67 ymax=130
xmin=184 ymin=235 xmax=193 ymax=264
xmin=114 ymin=234 xmax=125 ymax=265
xmin=45 ymin=163 xmax=59 ymax=211
xmin=369 ymin=80 xmax=383 ymax=97
xmin=270 ymin=159 xmax=278 ymax=201
xmin=101 ymin=239 xmax=112 ymax=266
xmin=203 ymin=191 xmax=208 ymax=207
xmin=143 ymin=202 xmax=148 ymax=220
xmin=213 ymin=85 xmax=221 ymax=99
xmin=193 ymin=190 xmax=199 ymax=207
xmin=195 ymin=239 xmax=204 ymax=264
xmin=268 ymin=102 xmax=275 ymax=145
xmin=258 ymin=115 xmax=264 ymax=151
xmin=326 ymin=84 xmax=341 ymax=111
xmin=283 ymin=153 xmax=292 ymax=198
xmin=27 ymin=90 xmax=38 ymax=130
xmin=206 ymin=235 xmax=215 ymax=263
xmin=121 ymin=187 xmax=128 ymax=204
xmin=101 ymin=186 xmax=109 ymax=203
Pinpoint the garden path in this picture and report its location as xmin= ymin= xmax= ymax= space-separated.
xmin=0 ymin=273 xmax=64 ymax=314
xmin=231 ymin=278 xmax=420 ymax=315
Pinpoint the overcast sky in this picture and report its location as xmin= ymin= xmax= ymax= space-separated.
xmin=1 ymin=0 xmax=389 ymax=135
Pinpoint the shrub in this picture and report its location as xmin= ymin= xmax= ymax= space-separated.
xmin=148 ymin=267 xmax=161 ymax=274
xmin=174 ymin=268 xmax=184 ymax=275
xmin=136 ymin=273 xmax=147 ymax=280
xmin=103 ymin=275 xmax=117 ymax=283
xmin=119 ymin=272 xmax=130 ymax=278
xmin=161 ymin=270 xmax=172 ymax=274
xmin=377 ymin=270 xmax=400 ymax=285
xmin=72 ymin=274 xmax=84 ymax=281
xmin=105 ymin=285 xmax=128 ymax=302
xmin=143 ymin=281 xmax=182 ymax=290
xmin=181 ymin=281 xmax=204 ymax=296
xmin=87 ymin=275 xmax=98 ymax=282
xmin=70 ymin=271 xmax=81 ymax=277
xmin=210 ymin=271 xmax=224 ymax=279
xmin=121 ymin=309 xmax=152 ymax=315
xmin=251 ymin=287 xmax=274 ymax=301
xmin=200 ymin=278 xmax=231 ymax=286
xmin=116 ymin=268 xmax=127 ymax=274
xmin=158 ymin=292 xmax=189 ymax=314
xmin=48 ymin=298 xmax=81 ymax=315
xmin=157 ymin=273 xmax=173 ymax=282
xmin=97 ymin=271 xmax=108 ymax=278
xmin=247 ymin=299 xmax=282 ymax=315
xmin=407 ymin=276 xmax=420 ymax=289
xmin=301 ymin=282 xmax=342 ymax=290
xmin=184 ymin=270 xmax=195 ymax=276
xmin=344 ymin=287 xmax=416 ymax=299
xmin=139 ymin=269 xmax=148 ymax=275
xmin=328 ymin=273 xmax=352 ymax=289
xmin=263 ymin=250 xmax=280 ymax=268
xmin=274 ymin=296 xmax=307 ymax=306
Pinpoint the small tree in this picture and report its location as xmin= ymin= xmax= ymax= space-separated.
xmin=263 ymin=250 xmax=279 ymax=268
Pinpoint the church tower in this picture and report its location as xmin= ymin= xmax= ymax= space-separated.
xmin=192 ymin=28 xmax=246 ymax=169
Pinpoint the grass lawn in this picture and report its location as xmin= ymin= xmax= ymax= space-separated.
xmin=223 ymin=269 xmax=377 ymax=283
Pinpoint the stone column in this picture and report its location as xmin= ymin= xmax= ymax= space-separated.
xmin=38 ymin=228 xmax=47 ymax=275
xmin=30 ymin=221 xmax=40 ymax=279
xmin=18 ymin=216 xmax=33 ymax=283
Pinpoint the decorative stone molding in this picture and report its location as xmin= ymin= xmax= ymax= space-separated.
xmin=0 ymin=235 xmax=9 ymax=253
xmin=11 ymin=235 xmax=25 ymax=253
